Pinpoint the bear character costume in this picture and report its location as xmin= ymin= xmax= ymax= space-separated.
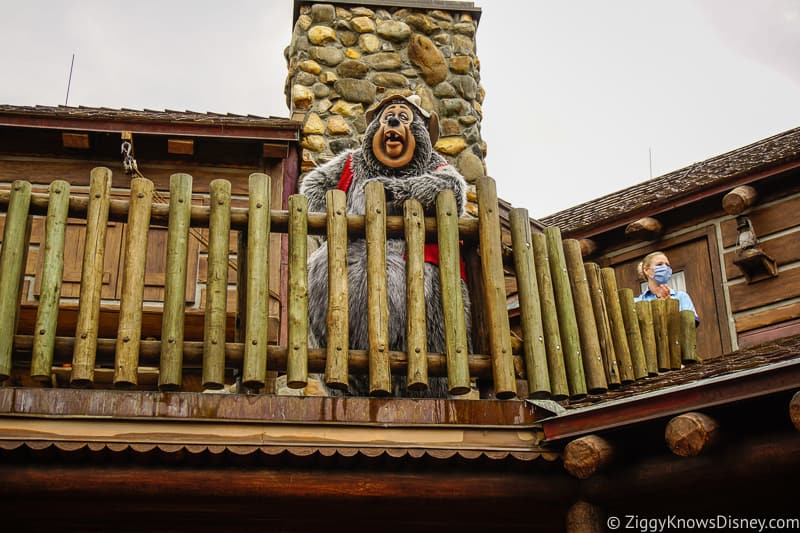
xmin=299 ymin=94 xmax=471 ymax=397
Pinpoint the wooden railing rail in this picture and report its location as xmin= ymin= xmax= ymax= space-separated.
xmin=0 ymin=168 xmax=700 ymax=399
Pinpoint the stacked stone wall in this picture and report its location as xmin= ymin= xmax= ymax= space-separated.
xmin=285 ymin=2 xmax=486 ymax=200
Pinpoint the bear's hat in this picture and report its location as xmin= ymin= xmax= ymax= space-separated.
xmin=365 ymin=94 xmax=439 ymax=144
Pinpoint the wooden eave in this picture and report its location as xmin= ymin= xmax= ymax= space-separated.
xmin=540 ymin=333 xmax=800 ymax=441
xmin=0 ymin=390 xmax=552 ymax=461
xmin=540 ymin=126 xmax=800 ymax=238
xmin=0 ymin=105 xmax=300 ymax=141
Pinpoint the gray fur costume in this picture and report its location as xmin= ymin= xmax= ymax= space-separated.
xmin=299 ymin=97 xmax=471 ymax=397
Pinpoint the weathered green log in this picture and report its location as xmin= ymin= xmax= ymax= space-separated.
xmin=114 ymin=177 xmax=154 ymax=387
xmin=242 ymin=174 xmax=272 ymax=389
xmin=0 ymin=180 xmax=32 ymax=381
xmin=545 ymin=227 xmax=586 ymax=399
xmin=30 ymin=180 xmax=70 ymax=382
xmin=14 ymin=334 xmax=530 ymax=380
xmin=618 ymin=288 xmax=647 ymax=380
xmin=509 ymin=208 xmax=550 ymax=399
xmin=159 ymin=174 xmax=193 ymax=391
xmin=600 ymin=268 xmax=634 ymax=383
xmin=650 ymin=299 xmax=670 ymax=372
xmin=404 ymin=198 xmax=427 ymax=391
xmin=436 ymin=190 xmax=470 ymax=395
xmin=634 ymin=300 xmax=659 ymax=376
xmin=584 ymin=263 xmax=620 ymax=387
xmin=666 ymin=298 xmax=682 ymax=370
xmin=71 ymin=168 xmax=112 ymax=386
xmin=202 ymin=179 xmax=231 ymax=390
xmin=365 ymin=181 xmax=391 ymax=396
xmin=476 ymin=177 xmax=516 ymax=399
xmin=680 ymin=310 xmax=700 ymax=364
xmin=325 ymin=189 xmax=349 ymax=390
xmin=287 ymin=194 xmax=309 ymax=389
xmin=563 ymin=239 xmax=607 ymax=394
xmin=532 ymin=232 xmax=569 ymax=400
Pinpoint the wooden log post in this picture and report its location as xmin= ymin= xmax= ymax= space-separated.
xmin=566 ymin=501 xmax=605 ymax=533
xmin=666 ymin=298 xmax=682 ymax=370
xmin=287 ymin=194 xmax=309 ymax=389
xmin=365 ymin=181 xmax=391 ymax=396
xmin=790 ymin=391 xmax=800 ymax=431
xmin=0 ymin=180 xmax=32 ymax=381
xmin=476 ymin=177 xmax=516 ymax=399
xmin=202 ymin=179 xmax=231 ymax=390
xmin=564 ymin=239 xmax=607 ymax=394
xmin=71 ymin=168 xmax=112 ymax=387
xmin=665 ymin=412 xmax=719 ymax=456
xmin=722 ymin=185 xmax=757 ymax=215
xmin=584 ymin=263 xmax=620 ymax=387
xmin=509 ymin=209 xmax=550 ymax=399
xmin=618 ymin=288 xmax=647 ymax=380
xmin=114 ymin=177 xmax=154 ymax=387
xmin=546 ymin=228 xmax=587 ymax=399
xmin=30 ymin=180 xmax=70 ymax=382
xmin=650 ymin=299 xmax=670 ymax=372
xmin=600 ymin=268 xmax=634 ymax=383
xmin=242 ymin=174 xmax=272 ymax=389
xmin=634 ymin=300 xmax=659 ymax=376
xmin=532 ymin=232 xmax=569 ymax=400
xmin=159 ymin=174 xmax=193 ymax=391
xmin=563 ymin=434 xmax=613 ymax=479
xmin=436 ymin=191 xmax=470 ymax=395
xmin=404 ymin=199 xmax=427 ymax=391
xmin=680 ymin=310 xmax=700 ymax=364
xmin=325 ymin=189 xmax=349 ymax=391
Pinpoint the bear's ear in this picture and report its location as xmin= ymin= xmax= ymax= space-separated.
xmin=427 ymin=112 xmax=439 ymax=145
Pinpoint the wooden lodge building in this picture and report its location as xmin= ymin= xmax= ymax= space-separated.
xmin=1 ymin=2 xmax=800 ymax=532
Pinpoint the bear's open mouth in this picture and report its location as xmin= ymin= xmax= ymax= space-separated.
xmin=384 ymin=129 xmax=404 ymax=149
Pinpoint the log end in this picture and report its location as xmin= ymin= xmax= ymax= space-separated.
xmin=563 ymin=434 xmax=613 ymax=479
xmin=665 ymin=411 xmax=719 ymax=457
xmin=790 ymin=391 xmax=800 ymax=431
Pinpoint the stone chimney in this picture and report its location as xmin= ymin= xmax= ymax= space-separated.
xmin=285 ymin=0 xmax=486 ymax=204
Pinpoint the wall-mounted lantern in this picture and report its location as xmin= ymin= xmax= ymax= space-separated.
xmin=724 ymin=185 xmax=778 ymax=283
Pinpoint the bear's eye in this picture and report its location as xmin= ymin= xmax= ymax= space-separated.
xmin=399 ymin=112 xmax=410 ymax=122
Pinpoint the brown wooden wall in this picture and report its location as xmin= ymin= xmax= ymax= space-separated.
xmin=721 ymin=191 xmax=800 ymax=347
xmin=0 ymin=154 xmax=291 ymax=347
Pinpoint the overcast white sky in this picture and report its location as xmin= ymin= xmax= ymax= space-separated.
xmin=2 ymin=1 xmax=799 ymax=219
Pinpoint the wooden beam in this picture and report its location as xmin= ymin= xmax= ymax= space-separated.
xmin=624 ymin=216 xmax=662 ymax=241
xmin=566 ymin=501 xmax=605 ymax=533
xmin=664 ymin=411 xmax=719 ymax=456
xmin=263 ymin=142 xmax=289 ymax=158
xmin=563 ymin=434 xmax=613 ymax=479
xmin=167 ymin=139 xmax=194 ymax=155
xmin=790 ymin=391 xmax=800 ymax=431
xmin=0 ymin=388 xmax=540 ymax=427
xmin=578 ymin=238 xmax=597 ymax=258
xmin=61 ymin=132 xmax=89 ymax=149
xmin=722 ymin=185 xmax=758 ymax=215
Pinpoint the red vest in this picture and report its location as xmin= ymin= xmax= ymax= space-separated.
xmin=337 ymin=154 xmax=466 ymax=281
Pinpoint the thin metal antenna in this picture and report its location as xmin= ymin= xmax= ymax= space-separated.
xmin=65 ymin=53 xmax=75 ymax=106
xmin=649 ymin=147 xmax=653 ymax=178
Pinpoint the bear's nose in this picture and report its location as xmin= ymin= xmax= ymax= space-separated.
xmin=387 ymin=116 xmax=400 ymax=127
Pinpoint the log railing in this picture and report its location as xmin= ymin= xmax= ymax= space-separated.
xmin=0 ymin=168 xmax=700 ymax=400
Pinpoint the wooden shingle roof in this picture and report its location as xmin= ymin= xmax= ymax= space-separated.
xmin=540 ymin=126 xmax=800 ymax=236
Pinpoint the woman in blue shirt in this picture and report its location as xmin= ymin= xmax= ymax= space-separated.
xmin=634 ymin=251 xmax=699 ymax=324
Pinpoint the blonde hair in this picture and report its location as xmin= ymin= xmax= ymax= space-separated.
xmin=637 ymin=250 xmax=666 ymax=281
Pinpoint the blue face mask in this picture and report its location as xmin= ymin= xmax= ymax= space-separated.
xmin=653 ymin=264 xmax=672 ymax=285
